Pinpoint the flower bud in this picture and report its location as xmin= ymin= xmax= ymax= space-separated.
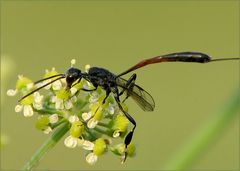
xmin=93 ymin=106 xmax=103 ymax=121
xmin=16 ymin=75 xmax=33 ymax=91
xmin=126 ymin=142 xmax=136 ymax=157
xmin=70 ymin=121 xmax=84 ymax=138
xmin=56 ymin=89 xmax=70 ymax=100
xmin=44 ymin=68 xmax=58 ymax=78
xmin=93 ymin=138 xmax=107 ymax=156
xmin=112 ymin=114 xmax=129 ymax=136
xmin=73 ymin=78 xmax=84 ymax=90
xmin=106 ymin=95 xmax=115 ymax=104
xmin=35 ymin=116 xmax=50 ymax=130
xmin=110 ymin=143 xmax=125 ymax=156
xmin=90 ymin=102 xmax=100 ymax=113
xmin=110 ymin=142 xmax=135 ymax=157
xmin=20 ymin=95 xmax=34 ymax=105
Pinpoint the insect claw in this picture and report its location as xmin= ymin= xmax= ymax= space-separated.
xmin=121 ymin=150 xmax=128 ymax=164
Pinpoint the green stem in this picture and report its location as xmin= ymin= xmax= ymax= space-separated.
xmin=35 ymin=108 xmax=63 ymax=115
xmin=164 ymin=90 xmax=240 ymax=170
xmin=94 ymin=125 xmax=112 ymax=137
xmin=98 ymin=121 xmax=111 ymax=127
xmin=51 ymin=118 xmax=67 ymax=129
xmin=21 ymin=122 xmax=69 ymax=171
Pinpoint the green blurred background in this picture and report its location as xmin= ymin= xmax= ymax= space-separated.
xmin=1 ymin=1 xmax=239 ymax=170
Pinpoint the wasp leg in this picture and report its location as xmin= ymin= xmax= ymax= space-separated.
xmin=102 ymin=89 xmax=111 ymax=104
xmin=81 ymin=88 xmax=97 ymax=92
xmin=114 ymin=94 xmax=136 ymax=163
xmin=71 ymin=78 xmax=97 ymax=92
xmin=119 ymin=73 xmax=137 ymax=97
xmin=70 ymin=78 xmax=97 ymax=98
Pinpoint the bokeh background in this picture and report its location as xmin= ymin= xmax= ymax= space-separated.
xmin=1 ymin=1 xmax=239 ymax=170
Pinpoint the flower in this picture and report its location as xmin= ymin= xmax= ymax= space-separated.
xmin=15 ymin=103 xmax=34 ymax=117
xmin=89 ymin=92 xmax=99 ymax=103
xmin=93 ymin=138 xmax=107 ymax=156
xmin=32 ymin=92 xmax=43 ymax=110
xmin=64 ymin=135 xmax=79 ymax=148
xmin=43 ymin=126 xmax=52 ymax=134
xmin=49 ymin=114 xmax=59 ymax=124
xmin=15 ymin=104 xmax=23 ymax=112
xmin=110 ymin=142 xmax=136 ymax=161
xmin=7 ymin=89 xmax=18 ymax=96
xmin=86 ymin=152 xmax=98 ymax=165
xmin=23 ymin=105 xmax=34 ymax=117
xmin=8 ymin=59 xmax=136 ymax=165
xmin=71 ymin=59 xmax=76 ymax=67
xmin=64 ymin=100 xmax=73 ymax=109
xmin=68 ymin=115 xmax=79 ymax=123
xmin=42 ymin=68 xmax=62 ymax=90
xmin=7 ymin=75 xmax=36 ymax=117
xmin=85 ymin=138 xmax=107 ymax=165
xmin=79 ymin=140 xmax=94 ymax=150
xmin=82 ymin=112 xmax=92 ymax=121
xmin=51 ymin=96 xmax=64 ymax=110
xmin=85 ymin=64 xmax=91 ymax=73
xmin=107 ymin=102 xmax=116 ymax=115
xmin=87 ymin=107 xmax=103 ymax=129
xmin=112 ymin=114 xmax=129 ymax=138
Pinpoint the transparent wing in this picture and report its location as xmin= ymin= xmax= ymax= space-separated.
xmin=116 ymin=77 xmax=155 ymax=111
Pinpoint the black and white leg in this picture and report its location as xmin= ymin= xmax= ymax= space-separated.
xmin=114 ymin=94 xmax=136 ymax=163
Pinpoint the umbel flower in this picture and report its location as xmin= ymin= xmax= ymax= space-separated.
xmin=7 ymin=60 xmax=135 ymax=165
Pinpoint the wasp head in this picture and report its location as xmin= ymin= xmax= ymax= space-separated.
xmin=66 ymin=67 xmax=82 ymax=88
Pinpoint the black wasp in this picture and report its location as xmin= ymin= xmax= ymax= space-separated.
xmin=19 ymin=52 xmax=239 ymax=162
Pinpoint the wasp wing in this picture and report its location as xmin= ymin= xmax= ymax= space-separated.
xmin=116 ymin=77 xmax=155 ymax=111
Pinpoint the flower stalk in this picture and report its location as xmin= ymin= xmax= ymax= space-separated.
xmin=21 ymin=122 xmax=69 ymax=171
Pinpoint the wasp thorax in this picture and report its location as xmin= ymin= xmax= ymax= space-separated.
xmin=66 ymin=67 xmax=82 ymax=88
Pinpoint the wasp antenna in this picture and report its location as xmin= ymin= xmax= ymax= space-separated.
xmin=34 ymin=74 xmax=65 ymax=84
xmin=210 ymin=58 xmax=240 ymax=62
xmin=18 ymin=76 xmax=65 ymax=102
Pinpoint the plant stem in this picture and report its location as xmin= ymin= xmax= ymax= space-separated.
xmin=21 ymin=122 xmax=69 ymax=171
xmin=164 ymin=90 xmax=240 ymax=170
